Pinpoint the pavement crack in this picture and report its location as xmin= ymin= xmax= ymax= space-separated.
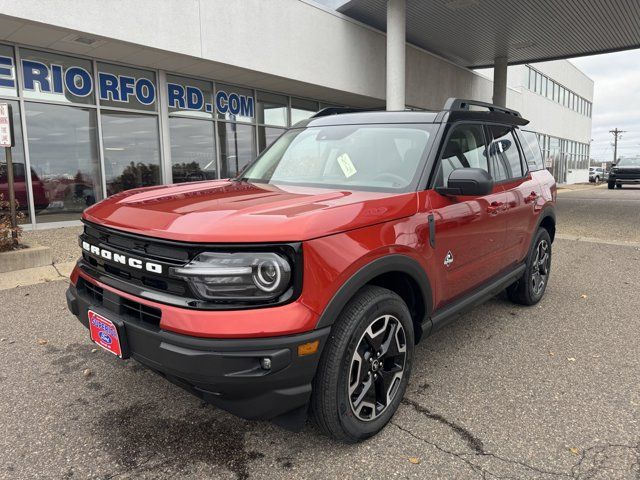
xmin=398 ymin=397 xmax=573 ymax=479
xmin=402 ymin=397 xmax=485 ymax=454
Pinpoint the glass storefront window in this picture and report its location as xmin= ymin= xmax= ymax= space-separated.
xmin=25 ymin=102 xmax=101 ymax=222
xmin=0 ymin=44 xmax=17 ymax=98
xmin=257 ymin=91 xmax=287 ymax=127
xmin=218 ymin=122 xmax=256 ymax=177
xmin=258 ymin=126 xmax=285 ymax=153
xmin=98 ymin=63 xmax=157 ymax=112
xmin=101 ymin=111 xmax=160 ymax=195
xmin=169 ymin=117 xmax=217 ymax=183
xmin=291 ymin=97 xmax=318 ymax=124
xmin=0 ymin=100 xmax=29 ymax=223
xmin=215 ymin=83 xmax=254 ymax=123
xmin=21 ymin=49 xmax=95 ymax=105
xmin=166 ymin=74 xmax=213 ymax=119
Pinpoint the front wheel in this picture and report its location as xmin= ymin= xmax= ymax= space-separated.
xmin=616 ymin=183 xmax=623 ymax=189
xmin=507 ymin=228 xmax=552 ymax=306
xmin=312 ymin=285 xmax=414 ymax=442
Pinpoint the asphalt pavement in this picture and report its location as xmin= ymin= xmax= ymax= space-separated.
xmin=0 ymin=185 xmax=639 ymax=479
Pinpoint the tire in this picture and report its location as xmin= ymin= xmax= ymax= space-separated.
xmin=608 ymin=181 xmax=615 ymax=190
xmin=616 ymin=183 xmax=622 ymax=189
xmin=311 ymin=285 xmax=414 ymax=443
xmin=507 ymin=228 xmax=552 ymax=306
xmin=595 ymin=176 xmax=600 ymax=183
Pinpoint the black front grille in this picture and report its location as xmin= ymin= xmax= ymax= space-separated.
xmin=121 ymin=297 xmax=162 ymax=325
xmin=78 ymin=220 xmax=303 ymax=311
xmin=82 ymin=279 xmax=103 ymax=303
xmin=80 ymin=223 xmax=190 ymax=298
xmin=77 ymin=277 xmax=162 ymax=327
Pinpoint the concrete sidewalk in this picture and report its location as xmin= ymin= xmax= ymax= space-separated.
xmin=0 ymin=225 xmax=82 ymax=290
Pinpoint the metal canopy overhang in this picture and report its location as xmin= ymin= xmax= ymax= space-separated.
xmin=336 ymin=0 xmax=640 ymax=68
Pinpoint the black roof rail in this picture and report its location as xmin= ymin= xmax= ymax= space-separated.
xmin=443 ymin=98 xmax=522 ymax=118
xmin=310 ymin=106 xmax=385 ymax=118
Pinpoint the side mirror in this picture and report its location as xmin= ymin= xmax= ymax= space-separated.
xmin=435 ymin=168 xmax=494 ymax=196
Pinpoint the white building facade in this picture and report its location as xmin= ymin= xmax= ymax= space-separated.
xmin=0 ymin=0 xmax=593 ymax=229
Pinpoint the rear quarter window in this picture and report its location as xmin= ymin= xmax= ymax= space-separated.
xmin=519 ymin=130 xmax=545 ymax=171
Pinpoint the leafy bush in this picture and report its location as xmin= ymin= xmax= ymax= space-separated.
xmin=0 ymin=193 xmax=25 ymax=252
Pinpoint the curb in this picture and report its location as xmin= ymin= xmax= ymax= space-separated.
xmin=0 ymin=261 xmax=76 ymax=290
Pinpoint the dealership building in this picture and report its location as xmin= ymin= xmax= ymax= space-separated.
xmin=0 ymin=0 xmax=637 ymax=229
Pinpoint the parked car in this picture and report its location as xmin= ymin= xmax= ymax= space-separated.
xmin=589 ymin=167 xmax=606 ymax=183
xmin=608 ymin=157 xmax=640 ymax=189
xmin=0 ymin=162 xmax=49 ymax=213
xmin=66 ymin=98 xmax=556 ymax=442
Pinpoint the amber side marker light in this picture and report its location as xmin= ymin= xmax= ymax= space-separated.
xmin=297 ymin=340 xmax=319 ymax=357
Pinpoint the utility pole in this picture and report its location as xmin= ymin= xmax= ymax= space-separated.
xmin=610 ymin=128 xmax=625 ymax=164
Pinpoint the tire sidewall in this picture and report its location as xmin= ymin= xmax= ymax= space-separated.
xmin=335 ymin=294 xmax=414 ymax=440
xmin=524 ymin=228 xmax=552 ymax=303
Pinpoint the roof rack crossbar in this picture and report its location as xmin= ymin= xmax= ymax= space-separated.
xmin=443 ymin=98 xmax=522 ymax=117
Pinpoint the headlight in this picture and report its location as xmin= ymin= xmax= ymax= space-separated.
xmin=170 ymin=252 xmax=292 ymax=302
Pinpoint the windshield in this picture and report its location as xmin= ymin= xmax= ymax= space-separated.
xmin=239 ymin=124 xmax=435 ymax=192
xmin=617 ymin=157 xmax=640 ymax=166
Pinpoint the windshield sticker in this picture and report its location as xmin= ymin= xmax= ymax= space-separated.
xmin=337 ymin=153 xmax=357 ymax=178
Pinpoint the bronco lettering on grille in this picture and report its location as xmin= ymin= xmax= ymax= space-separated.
xmin=82 ymin=241 xmax=162 ymax=274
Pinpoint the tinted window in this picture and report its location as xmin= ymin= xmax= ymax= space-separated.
xmin=101 ymin=112 xmax=161 ymax=195
xmin=26 ymin=102 xmax=102 ymax=222
xmin=169 ymin=117 xmax=217 ymax=183
xmin=434 ymin=124 xmax=489 ymax=188
xmin=519 ymin=130 xmax=544 ymax=171
xmin=487 ymin=126 xmax=523 ymax=181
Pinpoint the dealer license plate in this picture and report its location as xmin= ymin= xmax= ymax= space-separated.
xmin=88 ymin=310 xmax=123 ymax=358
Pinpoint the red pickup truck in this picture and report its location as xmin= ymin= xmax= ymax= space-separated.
xmin=66 ymin=98 xmax=556 ymax=442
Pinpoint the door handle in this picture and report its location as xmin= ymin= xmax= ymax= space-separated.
xmin=524 ymin=192 xmax=538 ymax=204
xmin=487 ymin=201 xmax=504 ymax=214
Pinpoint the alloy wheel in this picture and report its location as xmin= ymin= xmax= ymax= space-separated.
xmin=348 ymin=315 xmax=407 ymax=421
xmin=531 ymin=239 xmax=550 ymax=296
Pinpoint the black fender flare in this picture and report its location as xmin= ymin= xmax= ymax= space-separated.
xmin=535 ymin=206 xmax=556 ymax=241
xmin=315 ymin=254 xmax=433 ymax=335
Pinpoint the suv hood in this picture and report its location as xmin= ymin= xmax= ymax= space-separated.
xmin=83 ymin=180 xmax=418 ymax=243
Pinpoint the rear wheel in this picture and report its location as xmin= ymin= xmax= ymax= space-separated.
xmin=616 ymin=183 xmax=623 ymax=189
xmin=312 ymin=285 xmax=414 ymax=442
xmin=595 ymin=176 xmax=600 ymax=183
xmin=507 ymin=228 xmax=552 ymax=306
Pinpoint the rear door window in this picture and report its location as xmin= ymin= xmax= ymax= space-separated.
xmin=518 ymin=130 xmax=544 ymax=171
xmin=487 ymin=125 xmax=524 ymax=181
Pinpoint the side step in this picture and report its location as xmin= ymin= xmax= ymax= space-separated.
xmin=428 ymin=264 xmax=526 ymax=334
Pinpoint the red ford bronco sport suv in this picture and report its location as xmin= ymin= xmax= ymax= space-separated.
xmin=66 ymin=98 xmax=556 ymax=442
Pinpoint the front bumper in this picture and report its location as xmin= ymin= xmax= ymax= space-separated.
xmin=66 ymin=281 xmax=330 ymax=421
xmin=612 ymin=178 xmax=640 ymax=184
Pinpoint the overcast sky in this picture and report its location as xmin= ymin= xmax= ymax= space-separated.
xmin=570 ymin=49 xmax=640 ymax=163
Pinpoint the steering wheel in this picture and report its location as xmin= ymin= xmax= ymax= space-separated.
xmin=373 ymin=172 xmax=407 ymax=186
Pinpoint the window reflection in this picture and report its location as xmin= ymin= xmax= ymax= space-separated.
xmin=258 ymin=126 xmax=285 ymax=152
xmin=0 ymin=100 xmax=29 ymax=223
xmin=169 ymin=117 xmax=217 ymax=183
xmin=257 ymin=91 xmax=287 ymax=127
xmin=218 ymin=122 xmax=255 ymax=177
xmin=25 ymin=102 xmax=101 ymax=222
xmin=291 ymin=97 xmax=319 ymax=124
xmin=101 ymin=112 xmax=160 ymax=195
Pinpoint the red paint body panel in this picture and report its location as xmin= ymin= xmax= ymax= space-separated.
xmin=82 ymin=180 xmax=418 ymax=243
xmin=74 ymin=166 xmax=555 ymax=338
